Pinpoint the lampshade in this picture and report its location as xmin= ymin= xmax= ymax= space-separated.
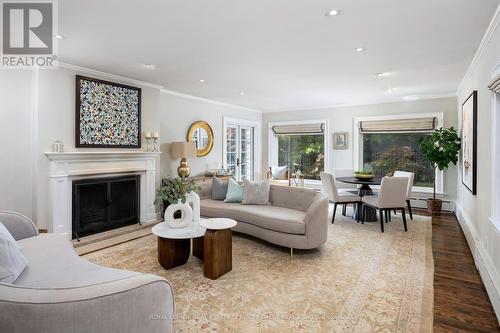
xmin=170 ymin=141 xmax=196 ymax=159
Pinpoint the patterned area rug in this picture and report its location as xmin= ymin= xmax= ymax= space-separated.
xmin=84 ymin=211 xmax=434 ymax=332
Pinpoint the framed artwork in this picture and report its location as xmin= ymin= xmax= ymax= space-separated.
xmin=461 ymin=90 xmax=477 ymax=194
xmin=333 ymin=132 xmax=348 ymax=149
xmin=75 ymin=75 xmax=141 ymax=148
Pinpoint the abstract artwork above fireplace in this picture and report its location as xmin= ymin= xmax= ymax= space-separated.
xmin=75 ymin=75 xmax=141 ymax=148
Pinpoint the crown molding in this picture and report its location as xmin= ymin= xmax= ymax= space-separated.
xmin=264 ymin=92 xmax=457 ymax=114
xmin=159 ymin=88 xmax=262 ymax=113
xmin=58 ymin=61 xmax=262 ymax=113
xmin=58 ymin=62 xmax=164 ymax=90
xmin=458 ymin=3 xmax=500 ymax=92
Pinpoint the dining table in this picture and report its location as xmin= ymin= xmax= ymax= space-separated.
xmin=336 ymin=176 xmax=382 ymax=222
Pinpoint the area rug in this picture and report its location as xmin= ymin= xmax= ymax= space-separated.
xmin=84 ymin=211 xmax=434 ymax=333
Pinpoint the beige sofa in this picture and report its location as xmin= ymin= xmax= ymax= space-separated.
xmin=198 ymin=183 xmax=329 ymax=250
xmin=0 ymin=211 xmax=175 ymax=333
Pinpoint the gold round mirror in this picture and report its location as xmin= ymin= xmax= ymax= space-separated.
xmin=187 ymin=121 xmax=214 ymax=157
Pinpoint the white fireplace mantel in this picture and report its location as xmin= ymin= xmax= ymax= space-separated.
xmin=45 ymin=151 xmax=161 ymax=238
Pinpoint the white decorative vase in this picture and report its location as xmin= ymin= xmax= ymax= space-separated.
xmin=185 ymin=191 xmax=201 ymax=221
xmin=164 ymin=201 xmax=193 ymax=228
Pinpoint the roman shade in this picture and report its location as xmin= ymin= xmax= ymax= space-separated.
xmin=488 ymin=76 xmax=500 ymax=94
xmin=272 ymin=123 xmax=324 ymax=135
xmin=359 ymin=117 xmax=437 ymax=133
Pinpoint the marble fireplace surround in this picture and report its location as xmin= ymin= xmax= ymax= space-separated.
xmin=45 ymin=151 xmax=160 ymax=239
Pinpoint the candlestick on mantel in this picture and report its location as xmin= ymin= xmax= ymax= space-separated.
xmin=145 ymin=132 xmax=152 ymax=139
xmin=153 ymin=131 xmax=159 ymax=139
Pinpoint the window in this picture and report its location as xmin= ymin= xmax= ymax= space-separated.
xmin=269 ymin=121 xmax=328 ymax=182
xmin=278 ymin=134 xmax=324 ymax=180
xmin=357 ymin=115 xmax=440 ymax=189
xmin=362 ymin=133 xmax=434 ymax=187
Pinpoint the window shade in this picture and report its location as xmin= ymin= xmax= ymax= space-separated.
xmin=272 ymin=123 xmax=324 ymax=135
xmin=488 ymin=76 xmax=500 ymax=94
xmin=360 ymin=117 xmax=437 ymax=133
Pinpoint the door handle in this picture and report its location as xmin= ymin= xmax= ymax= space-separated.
xmin=236 ymin=158 xmax=240 ymax=166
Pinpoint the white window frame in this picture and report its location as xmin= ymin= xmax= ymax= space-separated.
xmin=223 ymin=117 xmax=261 ymax=180
xmin=353 ymin=112 xmax=444 ymax=194
xmin=268 ymin=119 xmax=330 ymax=186
xmin=490 ymin=61 xmax=500 ymax=231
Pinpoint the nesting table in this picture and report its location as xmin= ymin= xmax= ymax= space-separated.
xmin=152 ymin=218 xmax=237 ymax=280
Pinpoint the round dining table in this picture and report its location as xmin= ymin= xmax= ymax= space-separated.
xmin=336 ymin=176 xmax=382 ymax=222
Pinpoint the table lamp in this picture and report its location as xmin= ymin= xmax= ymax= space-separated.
xmin=170 ymin=141 xmax=196 ymax=177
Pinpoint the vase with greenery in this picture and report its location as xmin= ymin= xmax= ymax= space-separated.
xmin=154 ymin=177 xmax=200 ymax=218
xmin=418 ymin=127 xmax=461 ymax=214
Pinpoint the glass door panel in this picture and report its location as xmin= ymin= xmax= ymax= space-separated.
xmin=239 ymin=126 xmax=253 ymax=180
xmin=225 ymin=126 xmax=238 ymax=177
xmin=224 ymin=123 xmax=255 ymax=181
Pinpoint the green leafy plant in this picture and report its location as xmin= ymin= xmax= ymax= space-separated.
xmin=419 ymin=127 xmax=461 ymax=199
xmin=354 ymin=170 xmax=374 ymax=175
xmin=154 ymin=177 xmax=200 ymax=210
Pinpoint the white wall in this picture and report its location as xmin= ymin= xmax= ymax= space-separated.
xmin=0 ymin=71 xmax=35 ymax=219
xmin=455 ymin=6 xmax=500 ymax=320
xmin=0 ymin=66 xmax=261 ymax=230
xmin=159 ymin=92 xmax=261 ymax=178
xmin=262 ymin=97 xmax=458 ymax=201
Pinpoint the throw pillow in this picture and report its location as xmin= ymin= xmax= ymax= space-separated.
xmin=211 ymin=176 xmax=228 ymax=200
xmin=271 ymin=165 xmax=287 ymax=179
xmin=0 ymin=223 xmax=27 ymax=284
xmin=224 ymin=178 xmax=244 ymax=203
xmin=242 ymin=179 xmax=270 ymax=205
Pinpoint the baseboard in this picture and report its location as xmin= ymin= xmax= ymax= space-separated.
xmin=455 ymin=203 xmax=500 ymax=323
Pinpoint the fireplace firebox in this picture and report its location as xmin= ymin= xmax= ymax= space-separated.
xmin=72 ymin=175 xmax=140 ymax=239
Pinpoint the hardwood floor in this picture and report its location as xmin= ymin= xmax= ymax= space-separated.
xmin=428 ymin=211 xmax=500 ymax=332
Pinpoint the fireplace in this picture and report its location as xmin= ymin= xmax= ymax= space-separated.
xmin=72 ymin=175 xmax=140 ymax=239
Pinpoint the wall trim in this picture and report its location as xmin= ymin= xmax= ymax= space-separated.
xmin=455 ymin=203 xmax=500 ymax=323
xmin=457 ymin=3 xmax=500 ymax=92
xmin=160 ymin=88 xmax=262 ymax=114
xmin=58 ymin=62 xmax=263 ymax=114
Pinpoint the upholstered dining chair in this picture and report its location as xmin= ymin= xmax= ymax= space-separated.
xmin=361 ymin=177 xmax=409 ymax=233
xmin=333 ymin=168 xmax=357 ymax=192
xmin=393 ymin=170 xmax=415 ymax=220
xmin=320 ymin=172 xmax=361 ymax=223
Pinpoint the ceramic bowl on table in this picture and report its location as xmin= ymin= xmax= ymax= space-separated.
xmin=354 ymin=173 xmax=375 ymax=181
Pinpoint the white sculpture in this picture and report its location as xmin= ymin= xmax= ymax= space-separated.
xmin=185 ymin=191 xmax=201 ymax=221
xmin=164 ymin=201 xmax=193 ymax=228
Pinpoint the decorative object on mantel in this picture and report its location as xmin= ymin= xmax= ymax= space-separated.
xmin=52 ymin=140 xmax=64 ymax=152
xmin=187 ymin=121 xmax=214 ymax=157
xmin=164 ymin=202 xmax=193 ymax=228
xmin=155 ymin=177 xmax=200 ymax=219
xmin=419 ymin=127 xmax=461 ymax=214
xmin=75 ymin=75 xmax=141 ymax=148
xmin=170 ymin=141 xmax=196 ymax=177
xmin=460 ymin=91 xmax=477 ymax=195
xmin=333 ymin=132 xmax=348 ymax=149
xmin=145 ymin=131 xmax=159 ymax=152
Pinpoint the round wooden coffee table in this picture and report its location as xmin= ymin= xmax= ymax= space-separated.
xmin=152 ymin=220 xmax=205 ymax=270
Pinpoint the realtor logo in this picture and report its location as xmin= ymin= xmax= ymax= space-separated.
xmin=1 ymin=0 xmax=57 ymax=68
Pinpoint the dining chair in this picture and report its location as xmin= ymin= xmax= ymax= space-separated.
xmin=320 ymin=172 xmax=361 ymax=223
xmin=333 ymin=168 xmax=357 ymax=191
xmin=361 ymin=177 xmax=409 ymax=233
xmin=393 ymin=170 xmax=415 ymax=220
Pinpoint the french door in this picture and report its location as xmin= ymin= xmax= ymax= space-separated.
xmin=224 ymin=123 xmax=255 ymax=181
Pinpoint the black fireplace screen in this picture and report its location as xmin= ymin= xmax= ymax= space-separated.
xmin=72 ymin=175 xmax=140 ymax=239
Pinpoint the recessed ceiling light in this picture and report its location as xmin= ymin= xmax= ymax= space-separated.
xmin=240 ymin=92 xmax=245 ymax=96
xmin=387 ymin=88 xmax=394 ymax=93
xmin=199 ymin=79 xmax=205 ymax=83
xmin=326 ymin=9 xmax=340 ymax=16
xmin=355 ymin=47 xmax=366 ymax=52
xmin=141 ymin=64 xmax=155 ymax=70
xmin=55 ymin=34 xmax=65 ymax=39
xmin=375 ymin=72 xmax=391 ymax=78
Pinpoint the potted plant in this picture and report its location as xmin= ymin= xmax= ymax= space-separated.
xmin=419 ymin=127 xmax=461 ymax=214
xmin=155 ymin=177 xmax=200 ymax=218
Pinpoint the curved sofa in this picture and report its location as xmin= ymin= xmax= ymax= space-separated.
xmin=198 ymin=183 xmax=329 ymax=250
xmin=0 ymin=211 xmax=175 ymax=333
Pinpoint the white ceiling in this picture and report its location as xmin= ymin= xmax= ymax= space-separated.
xmin=58 ymin=0 xmax=499 ymax=112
